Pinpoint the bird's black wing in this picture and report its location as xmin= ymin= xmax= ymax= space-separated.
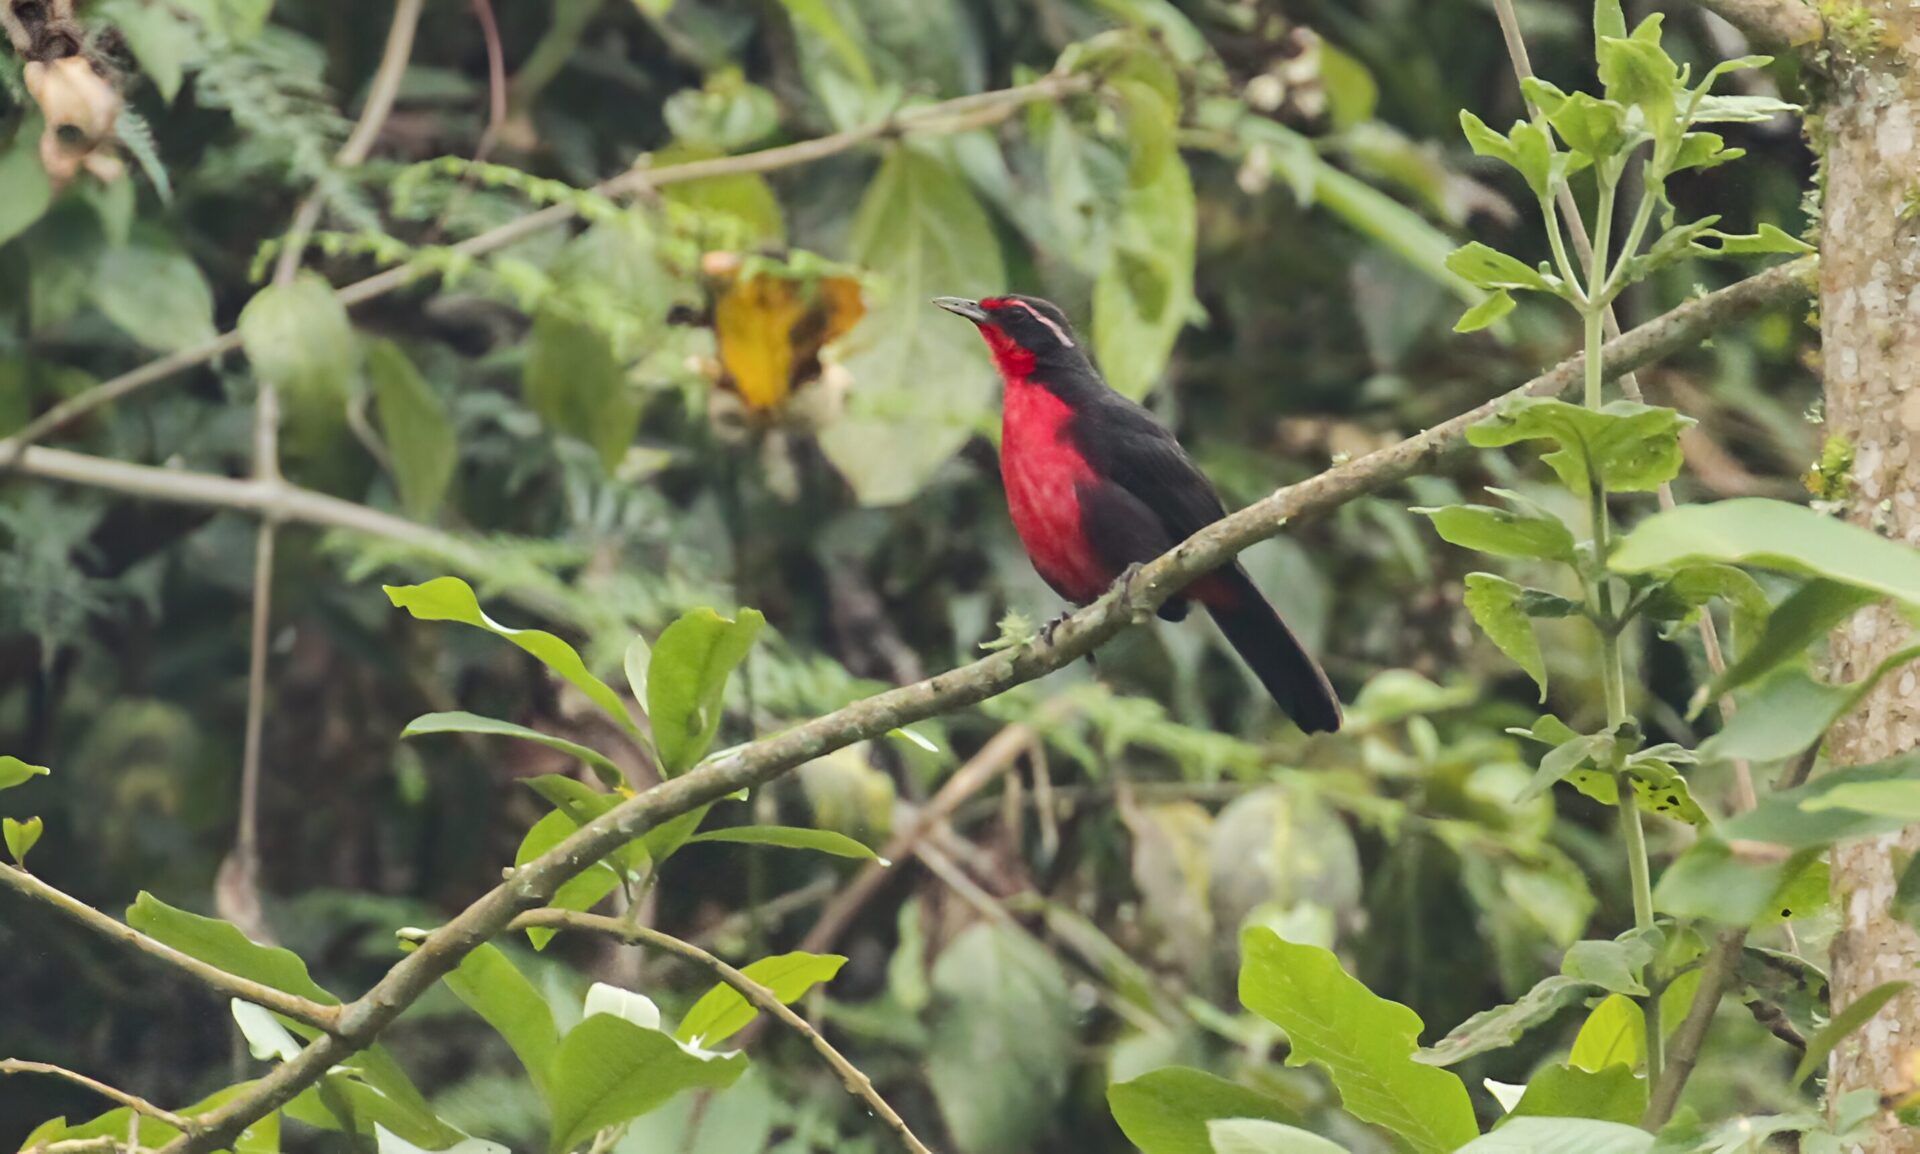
xmin=1069 ymin=393 xmax=1229 ymax=543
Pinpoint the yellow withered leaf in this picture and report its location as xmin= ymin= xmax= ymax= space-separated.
xmin=713 ymin=271 xmax=864 ymax=412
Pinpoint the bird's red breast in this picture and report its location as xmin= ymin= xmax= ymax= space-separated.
xmin=996 ymin=366 xmax=1111 ymax=605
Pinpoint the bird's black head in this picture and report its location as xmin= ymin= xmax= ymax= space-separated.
xmin=934 ymin=294 xmax=1086 ymax=378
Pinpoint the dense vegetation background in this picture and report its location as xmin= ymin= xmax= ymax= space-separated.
xmin=0 ymin=0 xmax=1842 ymax=1151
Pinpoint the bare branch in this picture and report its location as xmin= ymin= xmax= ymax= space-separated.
xmin=1695 ymin=0 xmax=1825 ymax=48
xmin=129 ymin=257 xmax=1813 ymax=1154
xmin=509 ymin=909 xmax=934 ymax=1154
xmin=1646 ymin=929 xmax=1746 ymax=1127
xmin=0 ymin=865 xmax=341 ymax=1033
xmin=0 ymin=72 xmax=1091 ymax=462
xmin=0 ymin=1059 xmax=195 ymax=1132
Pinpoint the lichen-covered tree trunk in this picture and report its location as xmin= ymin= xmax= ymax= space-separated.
xmin=1824 ymin=7 xmax=1920 ymax=1145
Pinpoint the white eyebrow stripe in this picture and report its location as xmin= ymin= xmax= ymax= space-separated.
xmin=1007 ymin=299 xmax=1075 ymax=348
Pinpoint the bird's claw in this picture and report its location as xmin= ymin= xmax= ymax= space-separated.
xmin=1114 ymin=563 xmax=1153 ymax=622
xmin=1038 ymin=611 xmax=1071 ymax=647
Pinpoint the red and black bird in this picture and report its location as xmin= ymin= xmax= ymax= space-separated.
xmin=936 ymin=294 xmax=1342 ymax=734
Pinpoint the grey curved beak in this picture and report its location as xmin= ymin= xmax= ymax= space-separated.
xmin=933 ymin=296 xmax=989 ymax=323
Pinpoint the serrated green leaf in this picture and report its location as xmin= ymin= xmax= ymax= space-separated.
xmin=676 ymin=951 xmax=846 ymax=1046
xmin=405 ymin=712 xmax=624 ymax=787
xmin=1238 ymin=929 xmax=1477 ymax=1154
xmin=367 ymin=340 xmax=456 ymax=521
xmin=385 ymin=577 xmax=638 ymax=736
xmin=1464 ymin=573 xmax=1548 ymax=701
xmin=647 ymin=607 xmax=765 ymax=775
xmin=1469 ymin=397 xmax=1695 ymax=495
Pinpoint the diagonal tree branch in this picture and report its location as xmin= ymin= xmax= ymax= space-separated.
xmin=0 ymin=1059 xmax=195 ymax=1132
xmin=508 ymin=909 xmax=933 ymax=1154
xmin=129 ymin=257 xmax=1814 ymax=1154
xmin=1694 ymin=0 xmax=1825 ymax=48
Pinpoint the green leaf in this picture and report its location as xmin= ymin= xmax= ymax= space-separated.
xmin=91 ymin=235 xmax=218 ymax=353
xmin=546 ymin=1012 xmax=747 ymax=1154
xmin=523 ymin=776 xmax=648 ymax=874
xmin=1508 ymin=1064 xmax=1645 ymax=1126
xmin=1207 ymin=1119 xmax=1351 ymax=1154
xmin=676 ymin=951 xmax=847 ymax=1046
xmin=515 ymin=810 xmax=622 ymax=949
xmin=4 ymin=815 xmax=42 ymax=864
xmin=444 ymin=944 xmax=560 ymax=1102
xmin=647 ymin=607 xmax=765 ymax=775
xmin=776 ymin=0 xmax=874 ymax=87
xmin=1568 ymin=994 xmax=1644 ymax=1073
xmin=685 ymin=825 xmax=880 ymax=861
xmin=1464 ymin=573 xmax=1548 ymax=701
xmin=1595 ymin=0 xmax=1628 ymax=43
xmin=126 ymin=892 xmax=339 ymax=1005
xmin=239 ymin=273 xmax=360 ymax=477
xmin=523 ymin=308 xmax=640 ymax=473
xmin=1611 ymin=499 xmax=1920 ymax=606
xmin=1458 ymin=1117 xmax=1651 ymax=1154
xmin=105 ymin=0 xmax=200 ymax=102
xmin=1414 ymin=501 xmax=1576 ymax=562
xmin=385 ymin=577 xmax=638 ymax=736
xmin=287 ymin=1058 xmax=465 ymax=1150
xmin=1416 ymin=975 xmax=1599 ymax=1066
xmin=1639 ymin=564 xmax=1771 ymax=645
xmin=823 ymin=149 xmax=1003 ymax=504
xmin=0 ymin=124 xmax=53 ymax=248
xmin=1793 ymin=981 xmax=1910 ymax=1086
xmin=1468 ymin=397 xmax=1695 ymax=495
xmin=1454 ymin=289 xmax=1515 ymax=333
xmin=1597 ymin=17 xmax=1679 ymax=147
xmin=405 ymin=711 xmax=624 ymax=789
xmin=367 ymin=340 xmax=456 ymax=521
xmin=1721 ymin=754 xmax=1920 ymax=848
xmin=641 ymin=804 xmax=712 ymax=869
xmin=623 ymin=635 xmax=651 ymax=716
xmin=1653 ymin=838 xmax=1816 ymax=926
xmin=1710 ymin=579 xmax=1879 ymax=698
xmin=1519 ymin=733 xmax=1611 ymax=803
xmin=1699 ymin=223 xmax=1814 ymax=255
xmin=1701 ymin=644 xmax=1920 ymax=764
xmin=1562 ymin=930 xmax=1659 ymax=997
xmin=1459 ymin=111 xmax=1518 ymax=168
xmin=0 ymin=755 xmax=51 ymax=791
xmin=1803 ymin=780 xmax=1920 ymax=820
xmin=1546 ymin=93 xmax=1630 ymax=163
xmin=1446 ymin=242 xmax=1557 ymax=294
xmin=929 ymin=923 xmax=1075 ymax=1154
xmin=1238 ymin=928 xmax=1477 ymax=1154
xmin=1095 ymin=82 xmax=1197 ymax=401
xmin=1109 ymin=1067 xmax=1303 ymax=1154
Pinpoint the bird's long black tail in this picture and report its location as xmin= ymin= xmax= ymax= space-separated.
xmin=1198 ymin=566 xmax=1342 ymax=734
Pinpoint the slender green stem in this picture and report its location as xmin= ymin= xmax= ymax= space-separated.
xmin=1545 ymin=195 xmax=1591 ymax=305
xmin=1599 ymin=183 xmax=1660 ymax=305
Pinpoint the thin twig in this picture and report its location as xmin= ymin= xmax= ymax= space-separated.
xmin=509 ymin=909 xmax=935 ymax=1154
xmin=1490 ymin=0 xmax=1758 ymax=811
xmin=40 ymin=260 xmax=1803 ymax=1154
xmin=0 ymin=865 xmax=341 ymax=1033
xmin=1 ymin=1059 xmax=195 ymax=1132
xmin=0 ymin=72 xmax=1089 ymax=462
xmin=469 ymin=0 xmax=507 ymax=163
xmin=1646 ymin=928 xmax=1745 ymax=1127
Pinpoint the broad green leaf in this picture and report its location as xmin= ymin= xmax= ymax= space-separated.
xmin=1454 ymin=289 xmax=1515 ymax=333
xmin=1611 ymin=499 xmax=1920 ymax=607
xmin=684 ymin=825 xmax=880 ymax=861
xmin=676 ymin=951 xmax=847 ymax=1046
xmin=523 ymin=776 xmax=648 ymax=875
xmin=1803 ymin=780 xmax=1920 ymax=820
xmin=444 ymin=944 xmax=560 ymax=1101
xmin=1562 ymin=930 xmax=1659 ymax=997
xmin=49 ymin=1080 xmax=281 ymax=1152
xmin=1446 ymin=243 xmax=1557 ymax=294
xmin=1597 ymin=17 xmax=1679 ymax=147
xmin=823 ymin=148 xmax=1003 ymax=504
xmin=406 ymin=712 xmax=624 ymax=789
xmin=1416 ymin=975 xmax=1599 ymax=1066
xmin=1546 ymin=93 xmax=1629 ymax=163
xmin=1508 ymin=1064 xmax=1644 ymax=1125
xmin=523 ymin=308 xmax=640 ymax=472
xmin=4 ymin=815 xmax=42 ymax=863
xmin=385 ymin=577 xmax=638 ymax=736
xmin=647 ymin=607 xmax=765 ymax=775
xmin=1094 ymin=80 xmax=1197 ymax=400
xmin=1793 ymin=981 xmax=1910 ymax=1086
xmin=240 ymin=273 xmax=360 ymax=479
xmin=1464 ymin=573 xmax=1548 ymax=701
xmin=1654 ymin=837 xmax=1816 ymax=926
xmin=0 ymin=126 xmax=53 ymax=248
xmin=367 ymin=340 xmax=456 ymax=520
xmin=1701 ymin=644 xmax=1920 ymax=764
xmin=0 ymin=755 xmax=51 ymax=790
xmin=1207 ymin=1119 xmax=1350 ymax=1154
xmin=1109 ymin=1067 xmax=1302 ymax=1154
xmin=930 ymin=923 xmax=1075 ymax=1154
xmin=545 ymin=1013 xmax=747 ymax=1154
xmin=127 ymin=892 xmax=338 ymax=1004
xmin=1709 ymin=579 xmax=1880 ymax=698
xmin=91 ymin=235 xmax=218 ymax=352
xmin=515 ymin=810 xmax=622 ymax=949
xmin=1568 ymin=994 xmax=1644 ymax=1073
xmin=641 ymin=804 xmax=712 ymax=869
xmin=1720 ymin=754 xmax=1920 ymax=848
xmin=103 ymin=0 xmax=200 ymax=101
xmin=1238 ymin=928 xmax=1477 ymax=1154
xmin=286 ymin=1063 xmax=465 ymax=1150
xmin=1415 ymin=501 xmax=1576 ymax=562
xmin=1458 ymin=1117 xmax=1651 ymax=1154
xmin=1468 ymin=397 xmax=1695 ymax=495
xmin=1639 ymin=564 xmax=1771 ymax=646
